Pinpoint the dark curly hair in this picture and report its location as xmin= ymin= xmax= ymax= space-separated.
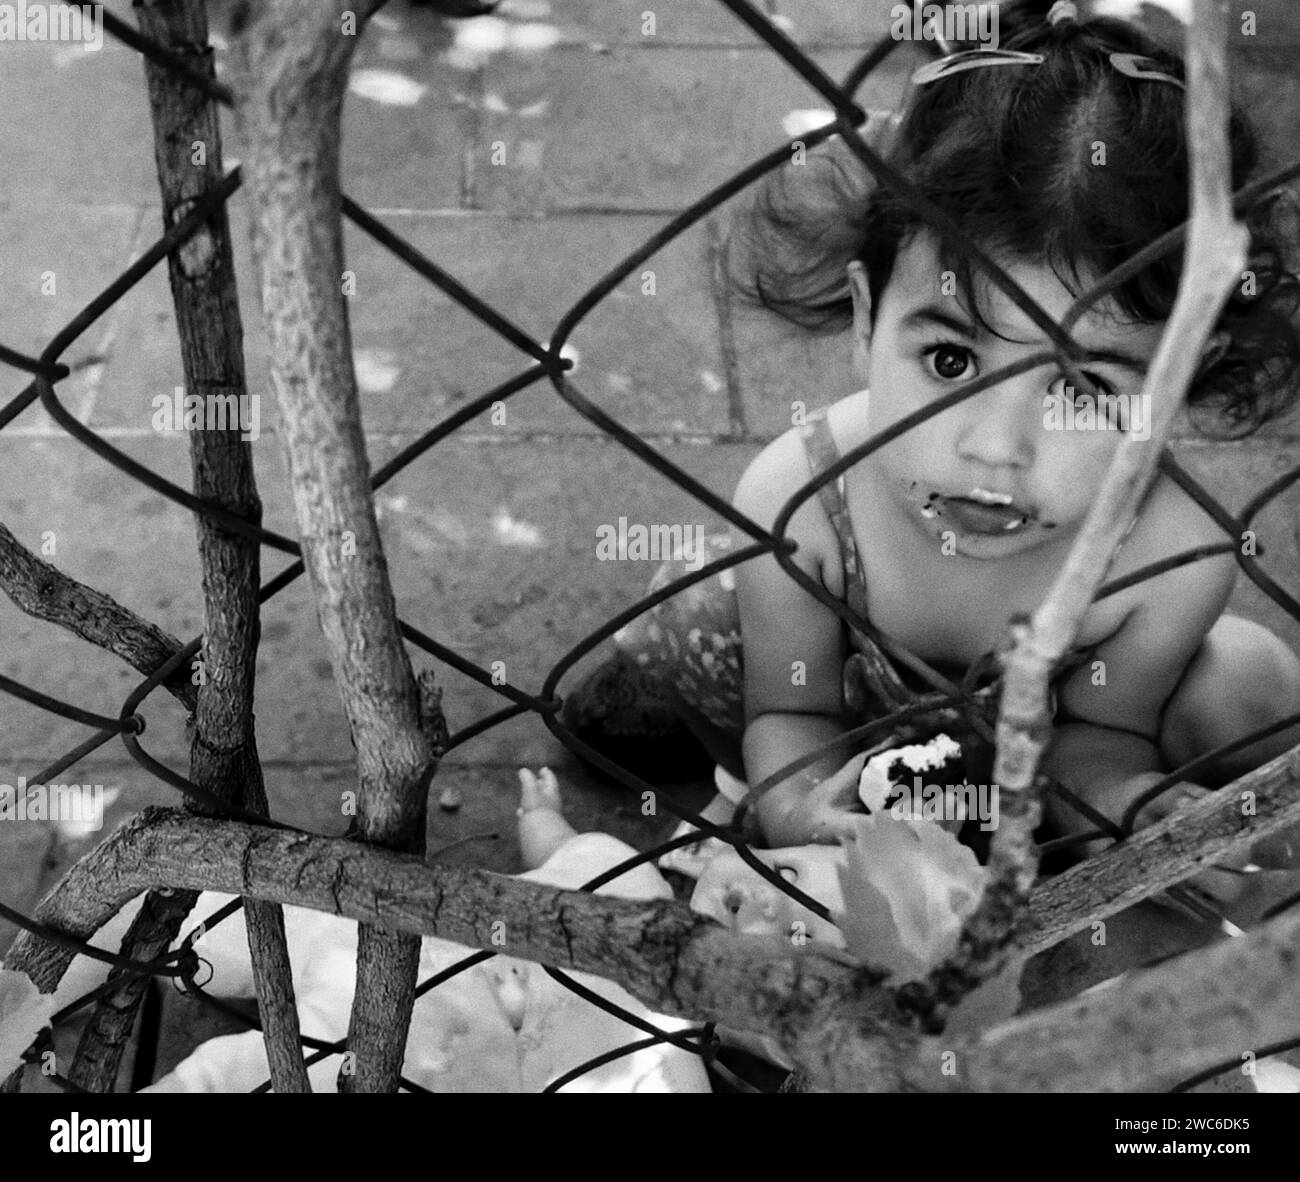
xmin=727 ymin=0 xmax=1300 ymax=436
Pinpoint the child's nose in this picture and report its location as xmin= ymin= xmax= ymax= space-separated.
xmin=953 ymin=378 xmax=1037 ymax=471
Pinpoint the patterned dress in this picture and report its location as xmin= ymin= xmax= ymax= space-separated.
xmin=611 ymin=406 xmax=999 ymax=770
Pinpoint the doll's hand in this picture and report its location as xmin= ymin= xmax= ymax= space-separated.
xmin=752 ymin=752 xmax=869 ymax=847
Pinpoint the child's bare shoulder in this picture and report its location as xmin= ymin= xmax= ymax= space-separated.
xmin=1108 ymin=471 xmax=1238 ymax=617
xmin=732 ymin=413 xmax=842 ymax=591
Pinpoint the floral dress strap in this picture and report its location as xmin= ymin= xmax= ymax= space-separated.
xmin=796 ymin=407 xmax=872 ymax=622
xmin=796 ymin=407 xmax=918 ymax=717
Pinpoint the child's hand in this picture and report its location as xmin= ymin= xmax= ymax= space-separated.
xmin=1101 ymin=773 xmax=1252 ymax=908
xmin=752 ymin=751 xmax=869 ymax=847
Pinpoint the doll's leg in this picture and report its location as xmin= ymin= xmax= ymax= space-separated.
xmin=517 ymin=767 xmax=577 ymax=870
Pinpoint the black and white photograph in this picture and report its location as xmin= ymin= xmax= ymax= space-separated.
xmin=1 ymin=0 xmax=1299 ymax=1150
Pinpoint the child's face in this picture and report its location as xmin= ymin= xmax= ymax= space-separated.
xmin=850 ymin=229 xmax=1169 ymax=560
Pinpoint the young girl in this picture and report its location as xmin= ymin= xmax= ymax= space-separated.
xmin=565 ymin=0 xmax=1300 ymax=876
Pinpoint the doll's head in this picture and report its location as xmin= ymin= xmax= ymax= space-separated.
xmin=690 ymin=844 xmax=847 ymax=947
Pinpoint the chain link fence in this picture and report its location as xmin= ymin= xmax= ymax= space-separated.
xmin=2 ymin=0 xmax=1299 ymax=1093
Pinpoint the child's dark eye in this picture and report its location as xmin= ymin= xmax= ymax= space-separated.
xmin=923 ymin=345 xmax=974 ymax=381
xmin=1047 ymin=373 xmax=1128 ymax=430
xmin=1062 ymin=373 xmax=1115 ymax=402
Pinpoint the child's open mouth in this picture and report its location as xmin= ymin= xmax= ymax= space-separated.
xmin=925 ymin=488 xmax=1037 ymax=536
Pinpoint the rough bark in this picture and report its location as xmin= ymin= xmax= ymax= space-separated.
xmin=1021 ymin=745 xmax=1300 ymax=954
xmin=66 ymin=887 xmax=202 ymax=1092
xmin=915 ymin=902 xmax=1300 ymax=1092
xmin=0 ymin=522 xmax=196 ymax=712
xmin=4 ymin=803 xmax=1297 ymax=1092
xmin=83 ymin=0 xmax=308 ymax=1096
xmin=226 ymin=0 xmax=438 ymax=1093
xmin=2 ymin=0 xmax=1293 ymax=1096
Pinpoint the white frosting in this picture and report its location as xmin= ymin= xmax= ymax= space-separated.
xmin=858 ymin=733 xmax=962 ymax=812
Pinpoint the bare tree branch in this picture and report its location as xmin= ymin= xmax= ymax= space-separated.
xmin=67 ymin=886 xmax=202 ymax=1091
xmin=907 ymin=0 xmax=1252 ymax=1031
xmin=96 ymin=0 xmax=309 ymax=1096
xmin=0 ymin=522 xmax=196 ymax=712
xmin=3 ymin=0 xmax=1291 ymax=1098
xmin=4 ymin=792 xmax=1296 ymax=1091
xmin=1022 ymin=744 xmax=1300 ymax=955
xmin=993 ymin=0 xmax=1250 ymax=797
xmin=915 ymin=904 xmax=1300 ymax=1092
xmin=227 ymin=0 xmax=438 ymax=1092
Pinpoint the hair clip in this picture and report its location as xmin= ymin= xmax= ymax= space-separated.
xmin=911 ymin=48 xmax=1046 ymax=87
xmin=1109 ymin=53 xmax=1186 ymax=90
xmin=1047 ymin=1 xmax=1079 ymax=25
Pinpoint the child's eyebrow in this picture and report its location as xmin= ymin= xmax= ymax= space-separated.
xmin=1072 ymin=344 xmax=1149 ymax=375
xmin=902 ymin=305 xmax=976 ymax=338
xmin=903 ymin=304 xmax=1150 ymax=375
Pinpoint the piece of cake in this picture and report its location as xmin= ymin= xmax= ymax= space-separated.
xmin=857 ymin=733 xmax=970 ymax=825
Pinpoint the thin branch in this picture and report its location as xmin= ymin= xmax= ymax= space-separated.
xmin=0 ymin=522 xmax=196 ymax=712
xmin=123 ymin=0 xmax=309 ymax=1095
xmin=67 ymin=887 xmax=202 ymax=1091
xmin=905 ymin=0 xmax=1251 ymax=1024
xmin=993 ymin=2 xmax=1250 ymax=792
xmin=0 ymin=808 xmax=910 ymax=1091
xmin=913 ymin=905 xmax=1300 ymax=1092
xmin=227 ymin=0 xmax=436 ymax=1093
xmin=1021 ymin=743 xmax=1300 ymax=955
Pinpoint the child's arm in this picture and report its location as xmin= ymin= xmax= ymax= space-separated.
xmin=1042 ymin=719 xmax=1163 ymax=843
xmin=744 ymin=714 xmax=865 ymax=846
xmin=732 ymin=429 xmax=862 ymax=847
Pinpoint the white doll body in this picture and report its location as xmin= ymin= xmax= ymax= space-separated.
xmin=145 ymin=825 xmax=707 ymax=1093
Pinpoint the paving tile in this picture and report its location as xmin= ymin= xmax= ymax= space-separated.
xmin=0 ymin=431 xmax=262 ymax=770
xmin=327 ymin=433 xmax=760 ymax=769
xmin=0 ymin=204 xmax=144 ymax=363
xmin=548 ymin=0 xmax=907 ymax=48
xmin=86 ymin=207 xmax=732 ymax=438
xmin=731 ymin=303 xmax=859 ymax=440
xmin=1233 ymin=55 xmax=1300 ymax=182
xmin=0 ymin=36 xmax=159 ymax=207
xmin=773 ymin=1 xmax=932 ymax=45
xmin=472 ymin=47 xmax=914 ymax=213
xmin=0 ymin=205 xmax=147 ymax=434
xmin=1230 ymin=0 xmax=1300 ymax=48
xmin=67 ymin=208 xmax=280 ymax=439
xmin=539 ymin=0 xmax=769 ymax=45
xmin=337 ymin=212 xmax=732 ymax=435
xmin=2 ymin=8 xmax=469 ymax=218
xmin=0 ymin=431 xmax=760 ymax=771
